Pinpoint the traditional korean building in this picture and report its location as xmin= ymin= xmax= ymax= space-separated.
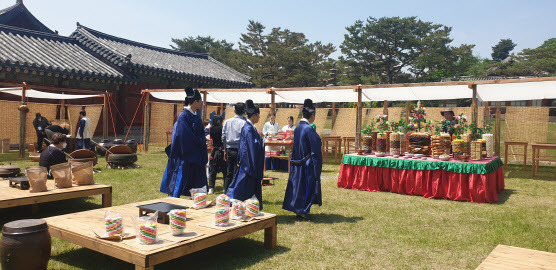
xmin=0 ymin=0 xmax=252 ymax=134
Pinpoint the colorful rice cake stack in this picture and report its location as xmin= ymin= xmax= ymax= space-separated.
xmin=462 ymin=134 xmax=473 ymax=156
xmin=245 ymin=199 xmax=260 ymax=218
xmin=482 ymin=134 xmax=495 ymax=157
xmin=471 ymin=141 xmax=482 ymax=161
xmin=138 ymin=221 xmax=157 ymax=244
xmin=389 ymin=132 xmax=401 ymax=156
xmin=452 ymin=139 xmax=465 ymax=159
xmin=478 ymin=139 xmax=487 ymax=158
xmin=231 ymin=201 xmax=245 ymax=220
xmin=408 ymin=132 xmax=431 ymax=155
xmin=376 ymin=133 xmax=387 ymax=153
xmin=430 ymin=135 xmax=443 ymax=157
xmin=105 ymin=216 xmax=123 ymax=236
xmin=193 ymin=192 xmax=207 ymax=209
xmin=169 ymin=209 xmax=187 ymax=235
xmin=399 ymin=133 xmax=406 ymax=153
xmin=362 ymin=133 xmax=373 ymax=153
xmin=216 ymin=194 xmax=231 ymax=208
xmin=214 ymin=207 xmax=230 ymax=226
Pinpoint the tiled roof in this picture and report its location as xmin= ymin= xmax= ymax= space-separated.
xmin=0 ymin=0 xmax=54 ymax=34
xmin=0 ymin=24 xmax=128 ymax=81
xmin=71 ymin=24 xmax=253 ymax=87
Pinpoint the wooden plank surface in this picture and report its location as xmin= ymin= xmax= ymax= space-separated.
xmin=0 ymin=180 xmax=111 ymax=208
xmin=44 ymin=197 xmax=277 ymax=268
xmin=476 ymin=245 xmax=556 ymax=270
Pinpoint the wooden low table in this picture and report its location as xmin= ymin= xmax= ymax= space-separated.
xmin=322 ymin=136 xmax=342 ymax=163
xmin=264 ymin=141 xmax=293 ymax=172
xmin=476 ymin=244 xmax=556 ymax=269
xmin=0 ymin=180 xmax=112 ymax=214
xmin=44 ymin=197 xmax=277 ymax=270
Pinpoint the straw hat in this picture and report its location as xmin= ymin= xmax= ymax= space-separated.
xmin=440 ymin=108 xmax=454 ymax=116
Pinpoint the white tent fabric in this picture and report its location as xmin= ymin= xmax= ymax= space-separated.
xmin=276 ymin=89 xmax=366 ymax=103
xmin=150 ymin=91 xmax=221 ymax=103
xmin=207 ymin=91 xmax=287 ymax=104
xmin=477 ymin=81 xmax=556 ymax=101
xmin=0 ymin=88 xmax=102 ymax=100
xmin=362 ymin=85 xmax=472 ymax=101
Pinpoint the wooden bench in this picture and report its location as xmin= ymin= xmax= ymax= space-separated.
xmin=0 ymin=180 xmax=112 ymax=214
xmin=476 ymin=244 xmax=556 ymax=269
xmin=322 ymin=136 xmax=342 ymax=163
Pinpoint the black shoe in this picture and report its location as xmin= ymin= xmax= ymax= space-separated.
xmin=296 ymin=213 xmax=310 ymax=220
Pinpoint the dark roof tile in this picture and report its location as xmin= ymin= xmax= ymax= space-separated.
xmin=0 ymin=0 xmax=54 ymax=34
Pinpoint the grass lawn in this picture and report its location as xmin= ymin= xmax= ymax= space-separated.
xmin=0 ymin=147 xmax=555 ymax=270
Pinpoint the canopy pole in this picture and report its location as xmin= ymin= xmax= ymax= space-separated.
xmin=355 ymin=86 xmax=362 ymax=150
xmin=19 ymin=82 xmax=28 ymax=159
xmin=270 ymin=89 xmax=276 ymax=115
xmin=383 ymin=100 xmax=388 ymax=120
xmin=332 ymin=102 xmax=337 ymax=124
xmin=60 ymin=97 xmax=66 ymax=120
xmin=470 ymin=84 xmax=478 ymax=123
xmin=143 ymin=92 xmax=150 ymax=153
xmin=484 ymin=101 xmax=490 ymax=123
xmin=202 ymin=91 xmax=208 ymax=121
xmin=405 ymin=101 xmax=410 ymax=122
xmin=103 ymin=92 xmax=108 ymax=139
xmin=495 ymin=102 xmax=501 ymax=156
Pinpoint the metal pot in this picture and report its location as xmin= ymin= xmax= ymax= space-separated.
xmin=112 ymin=139 xmax=124 ymax=145
xmin=125 ymin=139 xmax=138 ymax=154
xmin=1 ymin=219 xmax=51 ymax=270
xmin=95 ymin=139 xmax=112 ymax=156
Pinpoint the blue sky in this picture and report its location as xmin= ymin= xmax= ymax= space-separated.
xmin=4 ymin=0 xmax=555 ymax=59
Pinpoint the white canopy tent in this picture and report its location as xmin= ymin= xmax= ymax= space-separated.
xmin=477 ymin=81 xmax=556 ymax=101
xmin=0 ymin=88 xmax=103 ymax=100
xmin=362 ymin=85 xmax=472 ymax=101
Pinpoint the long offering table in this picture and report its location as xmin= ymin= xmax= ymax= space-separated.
xmin=44 ymin=197 xmax=277 ymax=270
xmin=337 ymin=154 xmax=505 ymax=203
xmin=0 ymin=180 xmax=112 ymax=214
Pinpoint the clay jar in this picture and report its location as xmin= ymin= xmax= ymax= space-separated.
xmin=1 ymin=219 xmax=51 ymax=270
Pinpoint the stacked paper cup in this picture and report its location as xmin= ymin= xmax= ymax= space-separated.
xmin=482 ymin=134 xmax=495 ymax=157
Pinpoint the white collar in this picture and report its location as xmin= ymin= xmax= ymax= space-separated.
xmin=185 ymin=106 xmax=196 ymax=115
xmin=247 ymin=119 xmax=254 ymax=126
xmin=300 ymin=118 xmax=309 ymax=123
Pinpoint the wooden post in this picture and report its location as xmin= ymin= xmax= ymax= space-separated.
xmin=19 ymin=82 xmax=28 ymax=159
xmin=495 ymin=101 xmax=501 ymax=156
xmin=484 ymin=101 xmax=490 ymax=124
xmin=382 ymin=100 xmax=388 ymax=120
xmin=60 ymin=98 xmax=66 ymax=120
xmin=103 ymin=92 xmax=108 ymax=139
xmin=470 ymin=84 xmax=478 ymax=123
xmin=405 ymin=101 xmax=410 ymax=122
xmin=332 ymin=102 xmax=337 ymax=124
xmin=201 ymin=91 xmax=207 ymax=121
xmin=269 ymin=89 xmax=276 ymax=115
xmin=355 ymin=86 xmax=362 ymax=150
xmin=143 ymin=92 xmax=150 ymax=153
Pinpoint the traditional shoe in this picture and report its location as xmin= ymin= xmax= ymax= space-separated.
xmin=296 ymin=213 xmax=310 ymax=220
xmin=208 ymin=188 xmax=214 ymax=195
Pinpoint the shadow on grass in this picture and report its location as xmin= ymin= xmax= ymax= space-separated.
xmin=495 ymin=189 xmax=515 ymax=204
xmin=52 ymin=237 xmax=290 ymax=270
xmin=277 ymin=213 xmax=363 ymax=225
xmin=0 ymin=197 xmax=103 ymax=228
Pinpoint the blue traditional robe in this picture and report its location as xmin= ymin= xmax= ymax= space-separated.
xmin=283 ymin=120 xmax=322 ymax=214
xmin=226 ymin=120 xmax=264 ymax=210
xmin=160 ymin=109 xmax=208 ymax=197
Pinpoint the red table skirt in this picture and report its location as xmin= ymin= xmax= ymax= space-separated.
xmin=337 ymin=164 xmax=505 ymax=203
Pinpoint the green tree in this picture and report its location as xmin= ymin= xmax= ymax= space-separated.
xmin=170 ymin=36 xmax=234 ymax=54
xmin=238 ymin=20 xmax=336 ymax=88
xmin=491 ymin=39 xmax=516 ymax=62
xmin=340 ymin=16 xmax=473 ymax=84
xmin=487 ymin=38 xmax=556 ymax=76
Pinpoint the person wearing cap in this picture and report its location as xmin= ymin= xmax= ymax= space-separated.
xmin=160 ymin=87 xmax=208 ymax=197
xmin=226 ymin=100 xmax=264 ymax=209
xmin=283 ymin=99 xmax=322 ymax=219
xmin=441 ymin=108 xmax=458 ymax=135
xmin=33 ymin=113 xmax=50 ymax=152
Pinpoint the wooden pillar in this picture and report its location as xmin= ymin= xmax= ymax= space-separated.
xmin=355 ymin=86 xmax=363 ymax=150
xmin=382 ymin=100 xmax=388 ymax=120
xmin=19 ymin=82 xmax=28 ymax=159
xmin=332 ymin=102 xmax=337 ymax=124
xmin=495 ymin=101 xmax=501 ymax=156
xmin=484 ymin=101 xmax=490 ymax=123
xmin=143 ymin=92 xmax=150 ymax=153
xmin=405 ymin=101 xmax=410 ymax=122
xmin=103 ymin=92 xmax=108 ymax=139
xmin=201 ymin=91 xmax=208 ymax=121
xmin=60 ymin=98 xmax=66 ymax=120
xmin=470 ymin=84 xmax=478 ymax=123
xmin=269 ymin=89 xmax=276 ymax=115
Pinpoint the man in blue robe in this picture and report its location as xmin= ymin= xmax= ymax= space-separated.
xmin=283 ymin=99 xmax=322 ymax=219
xmin=226 ymin=100 xmax=264 ymax=209
xmin=160 ymin=87 xmax=208 ymax=197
